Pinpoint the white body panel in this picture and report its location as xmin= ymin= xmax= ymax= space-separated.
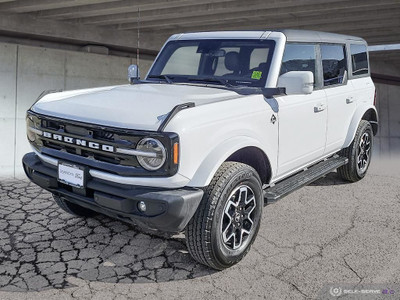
xmin=343 ymin=76 xmax=377 ymax=149
xmin=325 ymin=76 xmax=375 ymax=153
xmin=275 ymin=90 xmax=327 ymax=176
xmin=164 ymin=95 xmax=278 ymax=187
xmin=344 ymin=77 xmax=376 ymax=145
xmin=32 ymin=84 xmax=241 ymax=131
xmin=324 ymin=83 xmax=357 ymax=154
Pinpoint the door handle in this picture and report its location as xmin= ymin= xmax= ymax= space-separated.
xmin=346 ymin=97 xmax=354 ymax=104
xmin=314 ymin=103 xmax=326 ymax=112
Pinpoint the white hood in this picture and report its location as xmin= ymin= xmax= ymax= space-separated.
xmin=32 ymin=84 xmax=241 ymax=131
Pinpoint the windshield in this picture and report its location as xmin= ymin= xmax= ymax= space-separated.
xmin=147 ymin=39 xmax=275 ymax=87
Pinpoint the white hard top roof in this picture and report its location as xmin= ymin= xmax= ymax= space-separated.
xmin=170 ymin=29 xmax=366 ymax=44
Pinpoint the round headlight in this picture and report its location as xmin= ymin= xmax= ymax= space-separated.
xmin=136 ymin=138 xmax=166 ymax=171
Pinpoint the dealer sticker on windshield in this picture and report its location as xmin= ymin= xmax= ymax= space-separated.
xmin=251 ymin=71 xmax=262 ymax=80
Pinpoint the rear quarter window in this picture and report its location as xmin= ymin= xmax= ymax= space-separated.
xmin=350 ymin=44 xmax=369 ymax=76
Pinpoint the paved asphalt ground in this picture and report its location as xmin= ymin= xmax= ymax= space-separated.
xmin=0 ymin=158 xmax=399 ymax=300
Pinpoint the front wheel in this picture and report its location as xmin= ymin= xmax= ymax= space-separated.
xmin=338 ymin=120 xmax=373 ymax=182
xmin=185 ymin=162 xmax=263 ymax=270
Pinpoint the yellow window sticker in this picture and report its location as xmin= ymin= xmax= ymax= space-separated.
xmin=251 ymin=71 xmax=262 ymax=80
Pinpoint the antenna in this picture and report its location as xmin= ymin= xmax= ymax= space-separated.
xmin=136 ymin=7 xmax=140 ymax=68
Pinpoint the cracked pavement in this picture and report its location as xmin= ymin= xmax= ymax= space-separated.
xmin=0 ymin=159 xmax=399 ymax=299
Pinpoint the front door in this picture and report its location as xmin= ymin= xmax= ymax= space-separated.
xmin=275 ymin=43 xmax=327 ymax=177
xmin=276 ymin=91 xmax=327 ymax=177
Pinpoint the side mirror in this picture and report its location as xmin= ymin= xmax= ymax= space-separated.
xmin=128 ymin=64 xmax=140 ymax=84
xmin=278 ymin=71 xmax=314 ymax=95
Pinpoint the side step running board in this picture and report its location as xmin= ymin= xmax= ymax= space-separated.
xmin=264 ymin=156 xmax=348 ymax=204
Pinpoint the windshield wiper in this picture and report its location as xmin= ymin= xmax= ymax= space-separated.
xmin=147 ymin=74 xmax=173 ymax=83
xmin=187 ymin=76 xmax=233 ymax=87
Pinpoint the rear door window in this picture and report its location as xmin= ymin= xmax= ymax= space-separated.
xmin=320 ymin=44 xmax=347 ymax=86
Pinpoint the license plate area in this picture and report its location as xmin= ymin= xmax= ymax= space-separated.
xmin=58 ymin=162 xmax=86 ymax=188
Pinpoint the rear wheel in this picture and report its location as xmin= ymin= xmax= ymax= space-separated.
xmin=53 ymin=194 xmax=97 ymax=217
xmin=338 ymin=120 xmax=373 ymax=182
xmin=185 ymin=162 xmax=263 ymax=270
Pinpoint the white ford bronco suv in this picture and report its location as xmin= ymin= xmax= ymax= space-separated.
xmin=23 ymin=30 xmax=378 ymax=270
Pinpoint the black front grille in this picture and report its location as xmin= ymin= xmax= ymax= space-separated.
xmin=27 ymin=111 xmax=179 ymax=177
xmin=38 ymin=117 xmax=141 ymax=167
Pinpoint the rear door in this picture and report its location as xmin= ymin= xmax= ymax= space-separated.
xmin=276 ymin=43 xmax=327 ymax=176
xmin=321 ymin=44 xmax=356 ymax=154
xmin=348 ymin=43 xmax=375 ymax=114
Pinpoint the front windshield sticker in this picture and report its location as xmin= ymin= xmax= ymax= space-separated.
xmin=251 ymin=71 xmax=262 ymax=80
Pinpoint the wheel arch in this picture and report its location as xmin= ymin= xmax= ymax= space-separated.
xmin=361 ymin=108 xmax=378 ymax=135
xmin=226 ymin=146 xmax=272 ymax=184
xmin=343 ymin=105 xmax=378 ymax=148
xmin=187 ymin=136 xmax=273 ymax=187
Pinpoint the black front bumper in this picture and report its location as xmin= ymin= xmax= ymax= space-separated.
xmin=22 ymin=152 xmax=203 ymax=233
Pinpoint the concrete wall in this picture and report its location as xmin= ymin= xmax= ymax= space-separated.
xmin=0 ymin=42 xmax=153 ymax=179
xmin=369 ymin=58 xmax=400 ymax=159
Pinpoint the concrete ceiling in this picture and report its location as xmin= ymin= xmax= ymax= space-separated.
xmin=0 ymin=0 xmax=398 ymax=54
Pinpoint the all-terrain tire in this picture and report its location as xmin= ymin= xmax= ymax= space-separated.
xmin=338 ymin=120 xmax=373 ymax=182
xmin=185 ymin=162 xmax=263 ymax=270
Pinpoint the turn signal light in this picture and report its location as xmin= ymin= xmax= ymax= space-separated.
xmin=173 ymin=143 xmax=179 ymax=165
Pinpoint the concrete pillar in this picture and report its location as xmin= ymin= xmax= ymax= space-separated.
xmin=370 ymin=57 xmax=400 ymax=160
xmin=0 ymin=43 xmax=17 ymax=176
xmin=15 ymin=46 xmax=65 ymax=178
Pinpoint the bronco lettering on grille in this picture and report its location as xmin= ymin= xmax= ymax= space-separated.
xmin=42 ymin=131 xmax=114 ymax=152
